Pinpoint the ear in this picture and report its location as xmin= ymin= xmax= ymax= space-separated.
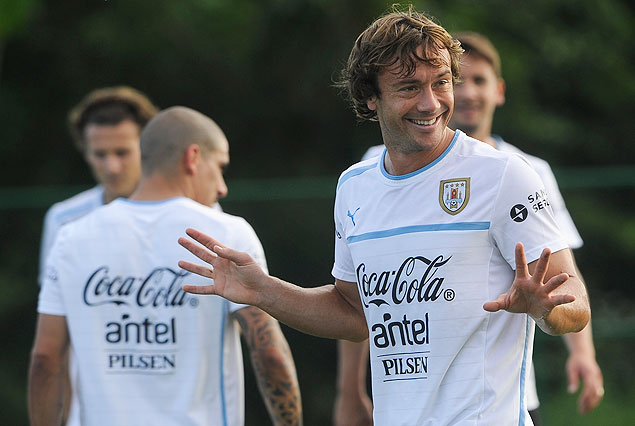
xmin=366 ymin=95 xmax=378 ymax=112
xmin=496 ymin=78 xmax=506 ymax=107
xmin=183 ymin=144 xmax=201 ymax=175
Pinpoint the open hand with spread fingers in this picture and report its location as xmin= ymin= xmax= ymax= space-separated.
xmin=483 ymin=242 xmax=576 ymax=333
xmin=178 ymin=228 xmax=270 ymax=307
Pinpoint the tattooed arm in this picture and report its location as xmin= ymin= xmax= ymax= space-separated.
xmin=234 ymin=305 xmax=303 ymax=426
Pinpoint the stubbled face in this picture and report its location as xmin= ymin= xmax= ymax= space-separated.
xmin=450 ymin=53 xmax=504 ymax=137
xmin=84 ymin=120 xmax=142 ymax=203
xmin=366 ymin=46 xmax=454 ymax=155
xmin=195 ymin=139 xmax=229 ymax=207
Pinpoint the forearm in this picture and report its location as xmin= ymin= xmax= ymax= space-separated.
xmin=255 ymin=348 xmax=302 ymax=426
xmin=563 ymin=320 xmax=596 ymax=356
xmin=259 ymin=278 xmax=368 ymax=341
xmin=237 ymin=307 xmax=302 ymax=426
xmin=28 ymin=354 xmax=65 ymax=426
xmin=336 ymin=339 xmax=369 ymax=393
xmin=562 ymin=319 xmax=604 ymax=413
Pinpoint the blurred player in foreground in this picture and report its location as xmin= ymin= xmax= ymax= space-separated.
xmin=29 ymin=106 xmax=302 ymax=425
xmin=37 ymin=86 xmax=159 ymax=425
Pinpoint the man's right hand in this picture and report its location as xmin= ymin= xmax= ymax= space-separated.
xmin=178 ymin=227 xmax=269 ymax=307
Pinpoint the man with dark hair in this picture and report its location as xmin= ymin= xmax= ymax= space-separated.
xmin=178 ymin=7 xmax=590 ymax=425
xmin=30 ymin=106 xmax=303 ymax=426
xmin=37 ymin=86 xmax=159 ymax=425
xmin=336 ymin=31 xmax=605 ymax=425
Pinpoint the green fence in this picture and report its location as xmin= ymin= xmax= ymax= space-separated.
xmin=1 ymin=165 xmax=634 ymax=209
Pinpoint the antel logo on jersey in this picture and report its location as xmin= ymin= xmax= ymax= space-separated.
xmin=510 ymin=204 xmax=528 ymax=222
xmin=83 ymin=266 xmax=195 ymax=308
xmin=356 ymin=255 xmax=452 ymax=308
xmin=105 ymin=313 xmax=178 ymax=375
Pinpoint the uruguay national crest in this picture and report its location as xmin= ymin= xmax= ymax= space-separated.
xmin=439 ymin=178 xmax=470 ymax=215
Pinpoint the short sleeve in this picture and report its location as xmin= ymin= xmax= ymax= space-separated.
xmin=38 ymin=228 xmax=69 ymax=316
xmin=331 ymin=191 xmax=356 ymax=282
xmin=533 ymin=162 xmax=583 ymax=249
xmin=38 ymin=206 xmax=60 ymax=286
xmin=490 ymin=154 xmax=568 ymax=270
xmin=228 ymin=217 xmax=268 ymax=313
xmin=231 ymin=217 xmax=268 ymax=274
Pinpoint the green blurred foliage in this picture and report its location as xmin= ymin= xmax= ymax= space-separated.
xmin=0 ymin=0 xmax=39 ymax=40
xmin=1 ymin=0 xmax=633 ymax=424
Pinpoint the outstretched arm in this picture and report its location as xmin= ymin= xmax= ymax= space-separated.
xmin=234 ymin=306 xmax=303 ymax=426
xmin=179 ymin=228 xmax=368 ymax=341
xmin=28 ymin=313 xmax=70 ymax=426
xmin=483 ymin=243 xmax=590 ymax=335
xmin=334 ymin=339 xmax=373 ymax=426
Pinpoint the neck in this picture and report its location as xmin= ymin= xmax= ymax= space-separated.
xmin=467 ymin=122 xmax=496 ymax=148
xmin=102 ymin=191 xmax=117 ymax=204
xmin=384 ymin=128 xmax=455 ymax=176
xmin=129 ymin=174 xmax=187 ymax=202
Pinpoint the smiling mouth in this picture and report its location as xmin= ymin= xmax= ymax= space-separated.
xmin=408 ymin=116 xmax=438 ymax=126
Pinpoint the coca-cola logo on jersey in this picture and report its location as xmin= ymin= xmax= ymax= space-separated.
xmin=356 ymin=255 xmax=453 ymax=308
xmin=83 ymin=266 xmax=195 ymax=308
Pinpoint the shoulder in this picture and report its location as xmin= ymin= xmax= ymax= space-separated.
xmin=450 ymin=134 xmax=542 ymax=191
xmin=44 ymin=186 xmax=104 ymax=228
xmin=176 ymin=198 xmax=257 ymax=237
xmin=495 ymin=139 xmax=553 ymax=177
xmin=336 ymin=157 xmax=381 ymax=192
xmin=361 ymin=144 xmax=384 ymax=161
xmin=181 ymin=198 xmax=244 ymax=225
xmin=451 ymin=132 xmax=517 ymax=174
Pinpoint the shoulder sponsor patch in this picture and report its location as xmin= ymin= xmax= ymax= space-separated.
xmin=510 ymin=204 xmax=528 ymax=222
xmin=439 ymin=178 xmax=470 ymax=215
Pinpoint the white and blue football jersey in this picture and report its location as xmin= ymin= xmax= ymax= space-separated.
xmin=39 ymin=197 xmax=265 ymax=426
xmin=334 ymin=131 xmax=567 ymax=426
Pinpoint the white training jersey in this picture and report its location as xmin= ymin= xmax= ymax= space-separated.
xmin=38 ymin=186 xmax=225 ymax=425
xmin=39 ymin=186 xmax=105 ymax=285
xmin=39 ymin=186 xmax=104 ymax=426
xmin=363 ymin=138 xmax=583 ymax=411
xmin=361 ymin=144 xmax=385 ymax=161
xmin=363 ymin=139 xmax=583 ymax=249
xmin=335 ymin=131 xmax=567 ymax=426
xmin=39 ymin=197 xmax=265 ymax=426
xmin=495 ymin=137 xmax=583 ymax=249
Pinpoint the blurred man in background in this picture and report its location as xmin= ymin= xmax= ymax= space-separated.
xmin=29 ymin=106 xmax=302 ymax=426
xmin=37 ymin=86 xmax=159 ymax=425
xmin=335 ymin=31 xmax=604 ymax=426
xmin=40 ymin=86 xmax=159 ymax=275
